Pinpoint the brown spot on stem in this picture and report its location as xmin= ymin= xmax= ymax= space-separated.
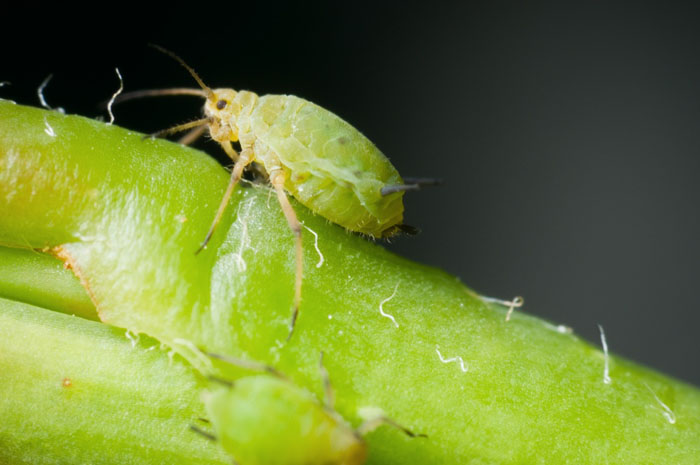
xmin=50 ymin=245 xmax=103 ymax=319
xmin=62 ymin=378 xmax=72 ymax=388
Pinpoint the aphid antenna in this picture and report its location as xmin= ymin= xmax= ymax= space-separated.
xmin=189 ymin=424 xmax=217 ymax=442
xmin=149 ymin=44 xmax=214 ymax=99
xmin=113 ymin=87 xmax=208 ymax=106
xmin=206 ymin=352 xmax=287 ymax=379
xmin=356 ymin=415 xmax=427 ymax=439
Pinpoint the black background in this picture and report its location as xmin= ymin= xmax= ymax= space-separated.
xmin=4 ymin=2 xmax=699 ymax=385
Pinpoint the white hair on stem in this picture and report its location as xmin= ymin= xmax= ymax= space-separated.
xmin=37 ymin=74 xmax=64 ymax=113
xmin=378 ymin=283 xmax=400 ymax=328
xmin=43 ymin=117 xmax=56 ymax=137
xmin=107 ymin=68 xmax=124 ymax=125
xmin=643 ymin=382 xmax=676 ymax=425
xmin=477 ymin=294 xmax=524 ymax=321
xmin=435 ymin=345 xmax=468 ymax=373
xmin=172 ymin=338 xmax=213 ymax=372
xmin=125 ymin=329 xmax=139 ymax=348
xmin=597 ymin=324 xmax=612 ymax=385
xmin=302 ymin=223 xmax=324 ymax=268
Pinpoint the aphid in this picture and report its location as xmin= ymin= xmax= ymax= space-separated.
xmin=194 ymin=353 xmax=424 ymax=465
xmin=121 ymin=45 xmax=430 ymax=338
xmin=201 ymin=375 xmax=365 ymax=465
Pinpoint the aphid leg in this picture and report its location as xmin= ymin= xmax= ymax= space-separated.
xmin=381 ymin=223 xmax=420 ymax=238
xmin=196 ymin=145 xmax=253 ymax=254
xmin=189 ymin=424 xmax=217 ymax=442
xmin=206 ymin=352 xmax=286 ymax=379
xmin=192 ymin=414 xmax=244 ymax=465
xmin=319 ymin=352 xmax=335 ymax=409
xmin=145 ymin=117 xmax=211 ymax=140
xmin=395 ymin=224 xmax=420 ymax=235
xmin=219 ymin=138 xmax=241 ymax=162
xmin=269 ymin=170 xmax=303 ymax=340
xmin=356 ymin=415 xmax=427 ymax=439
xmin=208 ymin=375 xmax=235 ymax=388
xmin=178 ymin=124 xmax=208 ymax=146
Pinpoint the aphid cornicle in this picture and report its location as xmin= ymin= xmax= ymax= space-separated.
xmin=127 ymin=46 xmax=420 ymax=337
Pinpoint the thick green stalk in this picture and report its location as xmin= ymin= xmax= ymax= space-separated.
xmin=0 ymin=246 xmax=96 ymax=320
xmin=1 ymin=100 xmax=699 ymax=463
xmin=0 ymin=296 xmax=229 ymax=465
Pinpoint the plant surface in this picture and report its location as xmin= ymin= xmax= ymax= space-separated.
xmin=1 ymin=100 xmax=699 ymax=464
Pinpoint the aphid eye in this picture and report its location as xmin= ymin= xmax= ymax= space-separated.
xmin=216 ymin=99 xmax=228 ymax=110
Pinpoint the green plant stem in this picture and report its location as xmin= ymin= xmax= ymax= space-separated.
xmin=1 ymin=100 xmax=699 ymax=463
xmin=0 ymin=295 xmax=229 ymax=465
xmin=0 ymin=247 xmax=96 ymax=320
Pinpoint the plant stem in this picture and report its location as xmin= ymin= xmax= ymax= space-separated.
xmin=0 ymin=295 xmax=229 ymax=465
xmin=1 ymin=100 xmax=699 ymax=463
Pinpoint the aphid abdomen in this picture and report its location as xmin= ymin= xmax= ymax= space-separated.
xmin=205 ymin=375 xmax=366 ymax=465
xmin=251 ymin=95 xmax=404 ymax=237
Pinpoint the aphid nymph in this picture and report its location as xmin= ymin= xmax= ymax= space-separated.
xmin=195 ymin=352 xmax=425 ymax=465
xmin=122 ymin=45 xmax=429 ymax=338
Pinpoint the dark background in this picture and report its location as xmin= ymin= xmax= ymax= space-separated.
xmin=4 ymin=2 xmax=699 ymax=385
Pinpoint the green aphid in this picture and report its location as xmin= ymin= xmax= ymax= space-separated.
xmin=120 ymin=46 xmax=428 ymax=338
xmin=203 ymin=375 xmax=367 ymax=465
xmin=198 ymin=352 xmax=424 ymax=465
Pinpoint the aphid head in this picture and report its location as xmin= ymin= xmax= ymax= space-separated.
xmin=149 ymin=45 xmax=242 ymax=142
xmin=204 ymin=88 xmax=240 ymax=120
xmin=204 ymin=89 xmax=241 ymax=142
